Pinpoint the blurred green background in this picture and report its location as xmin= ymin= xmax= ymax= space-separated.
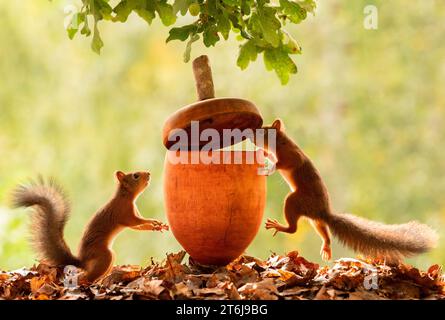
xmin=1 ymin=0 xmax=444 ymax=270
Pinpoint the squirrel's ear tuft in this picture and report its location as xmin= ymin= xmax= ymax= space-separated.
xmin=272 ymin=118 xmax=284 ymax=132
xmin=115 ymin=171 xmax=125 ymax=182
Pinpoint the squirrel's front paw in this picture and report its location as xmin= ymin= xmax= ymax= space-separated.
xmin=158 ymin=222 xmax=169 ymax=232
xmin=149 ymin=219 xmax=169 ymax=232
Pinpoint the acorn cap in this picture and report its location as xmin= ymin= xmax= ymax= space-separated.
xmin=162 ymin=55 xmax=263 ymax=150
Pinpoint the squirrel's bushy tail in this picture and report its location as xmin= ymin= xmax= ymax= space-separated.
xmin=324 ymin=212 xmax=438 ymax=262
xmin=12 ymin=178 xmax=80 ymax=267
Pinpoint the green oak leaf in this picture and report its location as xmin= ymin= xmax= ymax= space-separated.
xmin=135 ymin=8 xmax=156 ymax=24
xmin=166 ymin=24 xmax=198 ymax=42
xmin=203 ymin=24 xmax=220 ymax=47
xmin=80 ymin=17 xmax=91 ymax=36
xmin=222 ymin=0 xmax=240 ymax=6
xmin=241 ymin=0 xmax=252 ymax=15
xmin=205 ymin=0 xmax=218 ymax=17
xmin=113 ymin=0 xmax=156 ymax=24
xmin=156 ymin=1 xmax=177 ymax=26
xmin=173 ymin=0 xmax=193 ymax=15
xmin=66 ymin=13 xmax=85 ymax=40
xmin=237 ymin=40 xmax=258 ymax=70
xmin=283 ymin=31 xmax=301 ymax=54
xmin=263 ymin=46 xmax=297 ymax=84
xmin=113 ymin=0 xmax=133 ymax=22
xmin=93 ymin=0 xmax=113 ymax=20
xmin=217 ymin=13 xmax=231 ymax=40
xmin=298 ymin=0 xmax=317 ymax=13
xmin=280 ymin=0 xmax=307 ymax=24
xmin=250 ymin=7 xmax=281 ymax=47
xmin=91 ymin=21 xmax=104 ymax=54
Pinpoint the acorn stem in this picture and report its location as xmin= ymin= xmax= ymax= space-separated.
xmin=192 ymin=55 xmax=215 ymax=101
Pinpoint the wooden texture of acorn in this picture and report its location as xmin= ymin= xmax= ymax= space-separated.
xmin=162 ymin=55 xmax=266 ymax=265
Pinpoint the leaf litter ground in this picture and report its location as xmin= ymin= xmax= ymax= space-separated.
xmin=1 ymin=251 xmax=444 ymax=300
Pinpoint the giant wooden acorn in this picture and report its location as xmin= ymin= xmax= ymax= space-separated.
xmin=162 ymin=55 xmax=266 ymax=265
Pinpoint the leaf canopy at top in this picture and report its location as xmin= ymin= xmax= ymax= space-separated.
xmin=65 ymin=0 xmax=316 ymax=84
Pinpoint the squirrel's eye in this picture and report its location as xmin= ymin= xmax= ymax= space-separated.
xmin=133 ymin=173 xmax=140 ymax=180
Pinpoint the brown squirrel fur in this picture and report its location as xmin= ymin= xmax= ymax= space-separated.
xmin=12 ymin=171 xmax=168 ymax=282
xmin=257 ymin=119 xmax=438 ymax=262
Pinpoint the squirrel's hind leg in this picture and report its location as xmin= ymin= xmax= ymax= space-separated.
xmin=84 ymin=250 xmax=114 ymax=283
xmin=266 ymin=193 xmax=301 ymax=236
xmin=310 ymin=219 xmax=332 ymax=261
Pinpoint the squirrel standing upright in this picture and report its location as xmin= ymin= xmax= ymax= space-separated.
xmin=256 ymin=119 xmax=438 ymax=262
xmin=12 ymin=170 xmax=169 ymax=282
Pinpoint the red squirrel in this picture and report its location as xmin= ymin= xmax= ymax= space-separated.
xmin=12 ymin=170 xmax=168 ymax=282
xmin=256 ymin=119 xmax=438 ymax=262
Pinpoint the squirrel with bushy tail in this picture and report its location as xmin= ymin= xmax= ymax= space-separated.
xmin=13 ymin=170 xmax=168 ymax=282
xmin=255 ymin=118 xmax=438 ymax=262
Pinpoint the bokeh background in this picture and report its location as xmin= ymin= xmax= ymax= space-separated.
xmin=1 ymin=0 xmax=444 ymax=270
